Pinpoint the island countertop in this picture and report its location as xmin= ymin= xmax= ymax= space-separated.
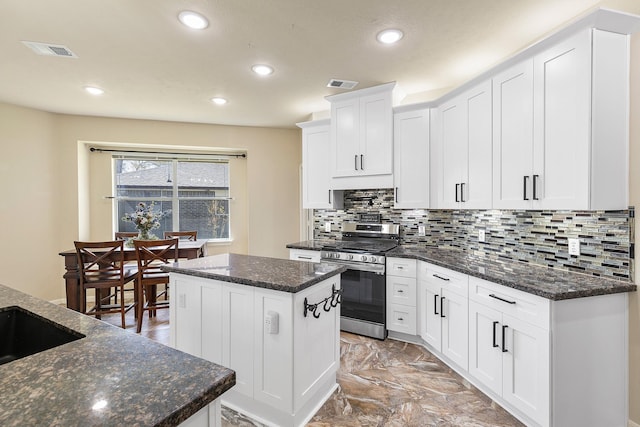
xmin=161 ymin=253 xmax=347 ymax=293
xmin=0 ymin=283 xmax=235 ymax=427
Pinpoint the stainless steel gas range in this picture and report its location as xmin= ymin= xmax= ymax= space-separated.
xmin=320 ymin=222 xmax=400 ymax=340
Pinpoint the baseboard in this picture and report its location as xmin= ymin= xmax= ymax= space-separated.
xmin=629 ymin=419 xmax=640 ymax=427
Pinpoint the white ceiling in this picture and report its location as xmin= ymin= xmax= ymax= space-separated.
xmin=1 ymin=0 xmax=639 ymax=129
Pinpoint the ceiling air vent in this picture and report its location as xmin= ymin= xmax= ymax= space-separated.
xmin=327 ymin=79 xmax=358 ymax=90
xmin=21 ymin=41 xmax=78 ymax=58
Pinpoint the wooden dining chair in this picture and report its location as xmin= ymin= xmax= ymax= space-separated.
xmin=115 ymin=231 xmax=138 ymax=240
xmin=164 ymin=230 xmax=197 ymax=241
xmin=133 ymin=238 xmax=178 ymax=333
xmin=74 ymin=240 xmax=137 ymax=328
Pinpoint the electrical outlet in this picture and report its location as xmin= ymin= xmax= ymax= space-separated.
xmin=324 ymin=222 xmax=331 ymax=232
xmin=478 ymin=230 xmax=486 ymax=242
xmin=568 ymin=238 xmax=580 ymax=256
xmin=418 ymin=225 xmax=426 ymax=237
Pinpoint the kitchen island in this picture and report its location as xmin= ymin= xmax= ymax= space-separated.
xmin=162 ymin=253 xmax=346 ymax=427
xmin=0 ymin=283 xmax=235 ymax=427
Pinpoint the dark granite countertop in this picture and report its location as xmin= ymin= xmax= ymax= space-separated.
xmin=0 ymin=284 xmax=235 ymax=427
xmin=286 ymin=239 xmax=335 ymax=250
xmin=387 ymin=246 xmax=635 ymax=301
xmin=285 ymin=241 xmax=635 ymax=301
xmin=162 ymin=253 xmax=346 ymax=293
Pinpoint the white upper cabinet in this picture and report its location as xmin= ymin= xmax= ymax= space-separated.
xmin=297 ymin=119 xmax=343 ymax=209
xmin=492 ymin=60 xmax=535 ymax=210
xmin=493 ymin=28 xmax=629 ymax=210
xmin=436 ymin=80 xmax=492 ymax=209
xmin=327 ymin=82 xmax=395 ymax=190
xmin=393 ymin=107 xmax=430 ymax=209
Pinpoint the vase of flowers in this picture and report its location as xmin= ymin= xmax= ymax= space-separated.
xmin=122 ymin=202 xmax=170 ymax=242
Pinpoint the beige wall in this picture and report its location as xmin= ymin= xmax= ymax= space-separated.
xmin=0 ymin=105 xmax=301 ymax=301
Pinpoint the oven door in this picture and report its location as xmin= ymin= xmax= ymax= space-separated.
xmin=339 ymin=265 xmax=386 ymax=339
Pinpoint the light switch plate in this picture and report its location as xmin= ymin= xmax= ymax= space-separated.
xmin=324 ymin=222 xmax=331 ymax=232
xmin=568 ymin=238 xmax=580 ymax=256
xmin=418 ymin=225 xmax=426 ymax=236
xmin=478 ymin=230 xmax=486 ymax=242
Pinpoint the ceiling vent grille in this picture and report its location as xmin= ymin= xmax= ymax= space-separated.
xmin=327 ymin=79 xmax=358 ymax=90
xmin=21 ymin=41 xmax=78 ymax=58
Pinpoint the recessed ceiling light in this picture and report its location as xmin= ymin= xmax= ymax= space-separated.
xmin=178 ymin=11 xmax=209 ymax=30
xmin=211 ymin=97 xmax=227 ymax=105
xmin=84 ymin=86 xmax=104 ymax=96
xmin=376 ymin=29 xmax=404 ymax=44
xmin=252 ymin=64 xmax=274 ymax=76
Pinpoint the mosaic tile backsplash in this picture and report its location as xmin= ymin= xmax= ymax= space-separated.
xmin=313 ymin=189 xmax=634 ymax=280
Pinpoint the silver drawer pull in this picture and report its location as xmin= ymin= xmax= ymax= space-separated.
xmin=489 ymin=294 xmax=516 ymax=305
xmin=397 ymin=290 xmax=404 ymax=293
xmin=298 ymin=256 xmax=312 ymax=260
xmin=397 ymin=317 xmax=404 ymax=321
xmin=433 ymin=274 xmax=450 ymax=281
xmin=396 ymin=266 xmax=404 ymax=270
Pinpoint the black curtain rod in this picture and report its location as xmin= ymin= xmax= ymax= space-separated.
xmin=89 ymin=147 xmax=247 ymax=158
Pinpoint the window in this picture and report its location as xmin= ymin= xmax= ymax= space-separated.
xmin=114 ymin=157 xmax=230 ymax=240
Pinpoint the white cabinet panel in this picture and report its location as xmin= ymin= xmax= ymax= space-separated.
xmin=393 ymin=107 xmax=430 ymax=209
xmin=298 ymin=120 xmax=343 ymax=209
xmin=386 ymin=257 xmax=418 ymax=335
xmin=441 ymin=288 xmax=468 ymax=370
xmin=222 ymin=283 xmax=255 ymax=397
xmin=201 ymin=285 xmax=223 ymax=365
xmin=360 ymin=92 xmax=393 ymax=176
xmin=492 ymin=59 xmax=534 ymax=209
xmin=331 ymin=99 xmax=360 ymax=177
xmin=387 ymin=303 xmax=417 ymax=335
xmin=469 ymin=300 xmax=502 ymax=396
xmin=502 ymin=314 xmax=549 ymax=426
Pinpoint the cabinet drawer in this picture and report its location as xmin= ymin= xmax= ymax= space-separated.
xmin=387 ymin=276 xmax=417 ymax=307
xmin=289 ymin=249 xmax=320 ymax=263
xmin=387 ymin=257 xmax=417 ymax=278
xmin=418 ymin=262 xmax=468 ymax=297
xmin=387 ymin=303 xmax=417 ymax=335
xmin=469 ymin=276 xmax=550 ymax=330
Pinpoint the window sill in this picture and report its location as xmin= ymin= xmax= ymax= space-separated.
xmin=205 ymin=239 xmax=233 ymax=246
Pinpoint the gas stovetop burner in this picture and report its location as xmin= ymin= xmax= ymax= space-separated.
xmin=320 ymin=222 xmax=400 ymax=264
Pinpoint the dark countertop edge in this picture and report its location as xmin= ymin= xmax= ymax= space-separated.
xmin=158 ymin=377 xmax=236 ymax=427
xmin=162 ymin=264 xmax=348 ymax=293
xmin=285 ymin=242 xmax=635 ymax=301
xmin=386 ymin=249 xmax=636 ymax=301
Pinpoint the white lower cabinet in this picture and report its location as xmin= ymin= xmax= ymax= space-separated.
xmin=386 ymin=258 xmax=417 ymax=335
xmin=418 ymin=262 xmax=468 ymax=370
xmin=405 ymin=262 xmax=628 ymax=427
xmin=468 ymin=300 xmax=549 ymax=426
xmin=170 ymin=272 xmax=341 ymax=427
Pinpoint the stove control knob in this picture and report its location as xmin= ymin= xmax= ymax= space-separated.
xmin=334 ymin=253 xmax=341 ymax=259
xmin=369 ymin=256 xmax=377 ymax=263
xmin=347 ymin=254 xmax=353 ymax=260
xmin=361 ymin=255 xmax=368 ymax=262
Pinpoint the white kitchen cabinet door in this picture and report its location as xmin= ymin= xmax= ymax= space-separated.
xmin=437 ymin=99 xmax=465 ymax=209
xmin=440 ymin=287 xmax=468 ymax=370
xmin=502 ymin=313 xmax=550 ymax=427
xmin=299 ymin=120 xmax=342 ymax=209
xmin=393 ymin=107 xmax=430 ymax=209
xmin=492 ymin=59 xmax=534 ymax=209
xmin=419 ymin=279 xmax=442 ymax=351
xmin=222 ymin=283 xmax=255 ymax=398
xmin=201 ymin=284 xmax=223 ymax=365
xmin=360 ymin=91 xmax=393 ymax=176
xmin=331 ymin=98 xmax=360 ymax=178
xmin=532 ymin=30 xmax=591 ymax=210
xmin=464 ymin=80 xmax=493 ymax=209
xmin=468 ymin=300 xmax=502 ymax=397
xmin=435 ymin=80 xmax=492 ymax=209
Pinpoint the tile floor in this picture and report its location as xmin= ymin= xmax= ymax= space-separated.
xmin=97 ymin=307 xmax=524 ymax=427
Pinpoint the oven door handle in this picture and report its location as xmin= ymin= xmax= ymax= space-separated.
xmin=322 ymin=259 xmax=385 ymax=274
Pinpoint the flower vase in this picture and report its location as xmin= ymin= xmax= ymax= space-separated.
xmin=137 ymin=229 xmax=154 ymax=240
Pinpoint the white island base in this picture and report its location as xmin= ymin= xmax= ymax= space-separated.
xmin=169 ymin=272 xmax=341 ymax=427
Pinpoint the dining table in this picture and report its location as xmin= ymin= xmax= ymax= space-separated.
xmin=59 ymin=239 xmax=207 ymax=312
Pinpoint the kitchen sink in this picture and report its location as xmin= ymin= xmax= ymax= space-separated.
xmin=0 ymin=306 xmax=85 ymax=365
